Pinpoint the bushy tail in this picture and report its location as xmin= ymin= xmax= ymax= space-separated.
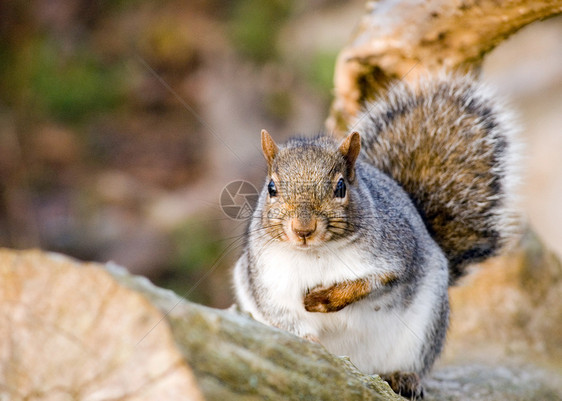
xmin=353 ymin=74 xmax=521 ymax=283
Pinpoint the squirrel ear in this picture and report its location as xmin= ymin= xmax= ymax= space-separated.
xmin=261 ymin=129 xmax=278 ymax=168
xmin=338 ymin=131 xmax=361 ymax=180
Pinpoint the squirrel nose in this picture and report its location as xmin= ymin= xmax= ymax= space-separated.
xmin=291 ymin=218 xmax=317 ymax=239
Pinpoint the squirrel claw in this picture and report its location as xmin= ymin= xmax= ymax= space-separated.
xmin=380 ymin=371 xmax=424 ymax=400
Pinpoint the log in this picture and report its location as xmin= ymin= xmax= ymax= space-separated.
xmin=0 ymin=249 xmax=204 ymax=401
xmin=1 ymin=244 xmax=560 ymax=400
xmin=0 ymin=249 xmax=401 ymax=400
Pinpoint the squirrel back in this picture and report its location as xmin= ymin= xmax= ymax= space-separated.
xmin=353 ymin=74 xmax=520 ymax=283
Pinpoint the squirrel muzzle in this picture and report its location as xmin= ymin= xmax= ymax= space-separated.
xmin=288 ymin=217 xmax=319 ymax=246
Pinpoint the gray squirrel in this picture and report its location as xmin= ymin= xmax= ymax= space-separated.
xmin=232 ymin=74 xmax=520 ymax=399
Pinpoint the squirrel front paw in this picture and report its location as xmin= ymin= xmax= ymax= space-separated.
xmin=304 ymin=285 xmax=345 ymax=313
xmin=304 ymin=279 xmax=372 ymax=313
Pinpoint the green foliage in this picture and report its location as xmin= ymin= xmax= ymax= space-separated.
xmin=0 ymin=43 xmax=12 ymax=84
xmin=306 ymin=50 xmax=337 ymax=101
xmin=229 ymin=0 xmax=293 ymax=63
xmin=264 ymin=89 xmax=293 ymax=122
xmin=172 ymin=219 xmax=222 ymax=273
xmin=29 ymin=41 xmax=125 ymax=123
xmin=159 ymin=217 xmax=225 ymax=304
xmin=100 ymin=0 xmax=152 ymax=12
xmin=6 ymin=39 xmax=126 ymax=123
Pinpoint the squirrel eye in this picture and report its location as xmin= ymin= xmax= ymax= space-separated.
xmin=334 ymin=178 xmax=346 ymax=198
xmin=268 ymin=179 xmax=277 ymax=197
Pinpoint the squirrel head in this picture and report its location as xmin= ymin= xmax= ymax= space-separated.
xmin=259 ymin=129 xmax=361 ymax=249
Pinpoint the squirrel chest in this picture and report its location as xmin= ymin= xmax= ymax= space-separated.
xmin=236 ymin=239 xmax=447 ymax=374
xmin=255 ymin=241 xmax=384 ymax=322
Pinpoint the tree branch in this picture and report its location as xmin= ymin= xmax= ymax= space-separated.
xmin=327 ymin=0 xmax=562 ymax=134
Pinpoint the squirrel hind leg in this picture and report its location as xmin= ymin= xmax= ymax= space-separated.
xmin=380 ymin=371 xmax=424 ymax=400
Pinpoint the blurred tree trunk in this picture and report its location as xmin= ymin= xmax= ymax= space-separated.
xmin=327 ymin=0 xmax=562 ymax=133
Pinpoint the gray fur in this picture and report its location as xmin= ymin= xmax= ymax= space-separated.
xmin=232 ymin=74 xmax=519 ymax=397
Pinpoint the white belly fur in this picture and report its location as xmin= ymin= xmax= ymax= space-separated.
xmin=242 ymin=241 xmax=443 ymax=374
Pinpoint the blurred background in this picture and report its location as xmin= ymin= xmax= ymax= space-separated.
xmin=0 ymin=0 xmax=561 ymax=309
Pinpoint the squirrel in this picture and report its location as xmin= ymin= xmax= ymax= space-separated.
xmin=232 ymin=74 xmax=520 ymax=399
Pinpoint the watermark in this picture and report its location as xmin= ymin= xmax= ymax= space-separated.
xmin=220 ymin=180 xmax=259 ymax=220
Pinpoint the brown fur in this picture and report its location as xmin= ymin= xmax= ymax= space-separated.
xmin=261 ymin=129 xmax=278 ymax=169
xmin=338 ymin=131 xmax=361 ymax=181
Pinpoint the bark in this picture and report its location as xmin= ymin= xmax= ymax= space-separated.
xmin=0 ymin=249 xmax=401 ymax=401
